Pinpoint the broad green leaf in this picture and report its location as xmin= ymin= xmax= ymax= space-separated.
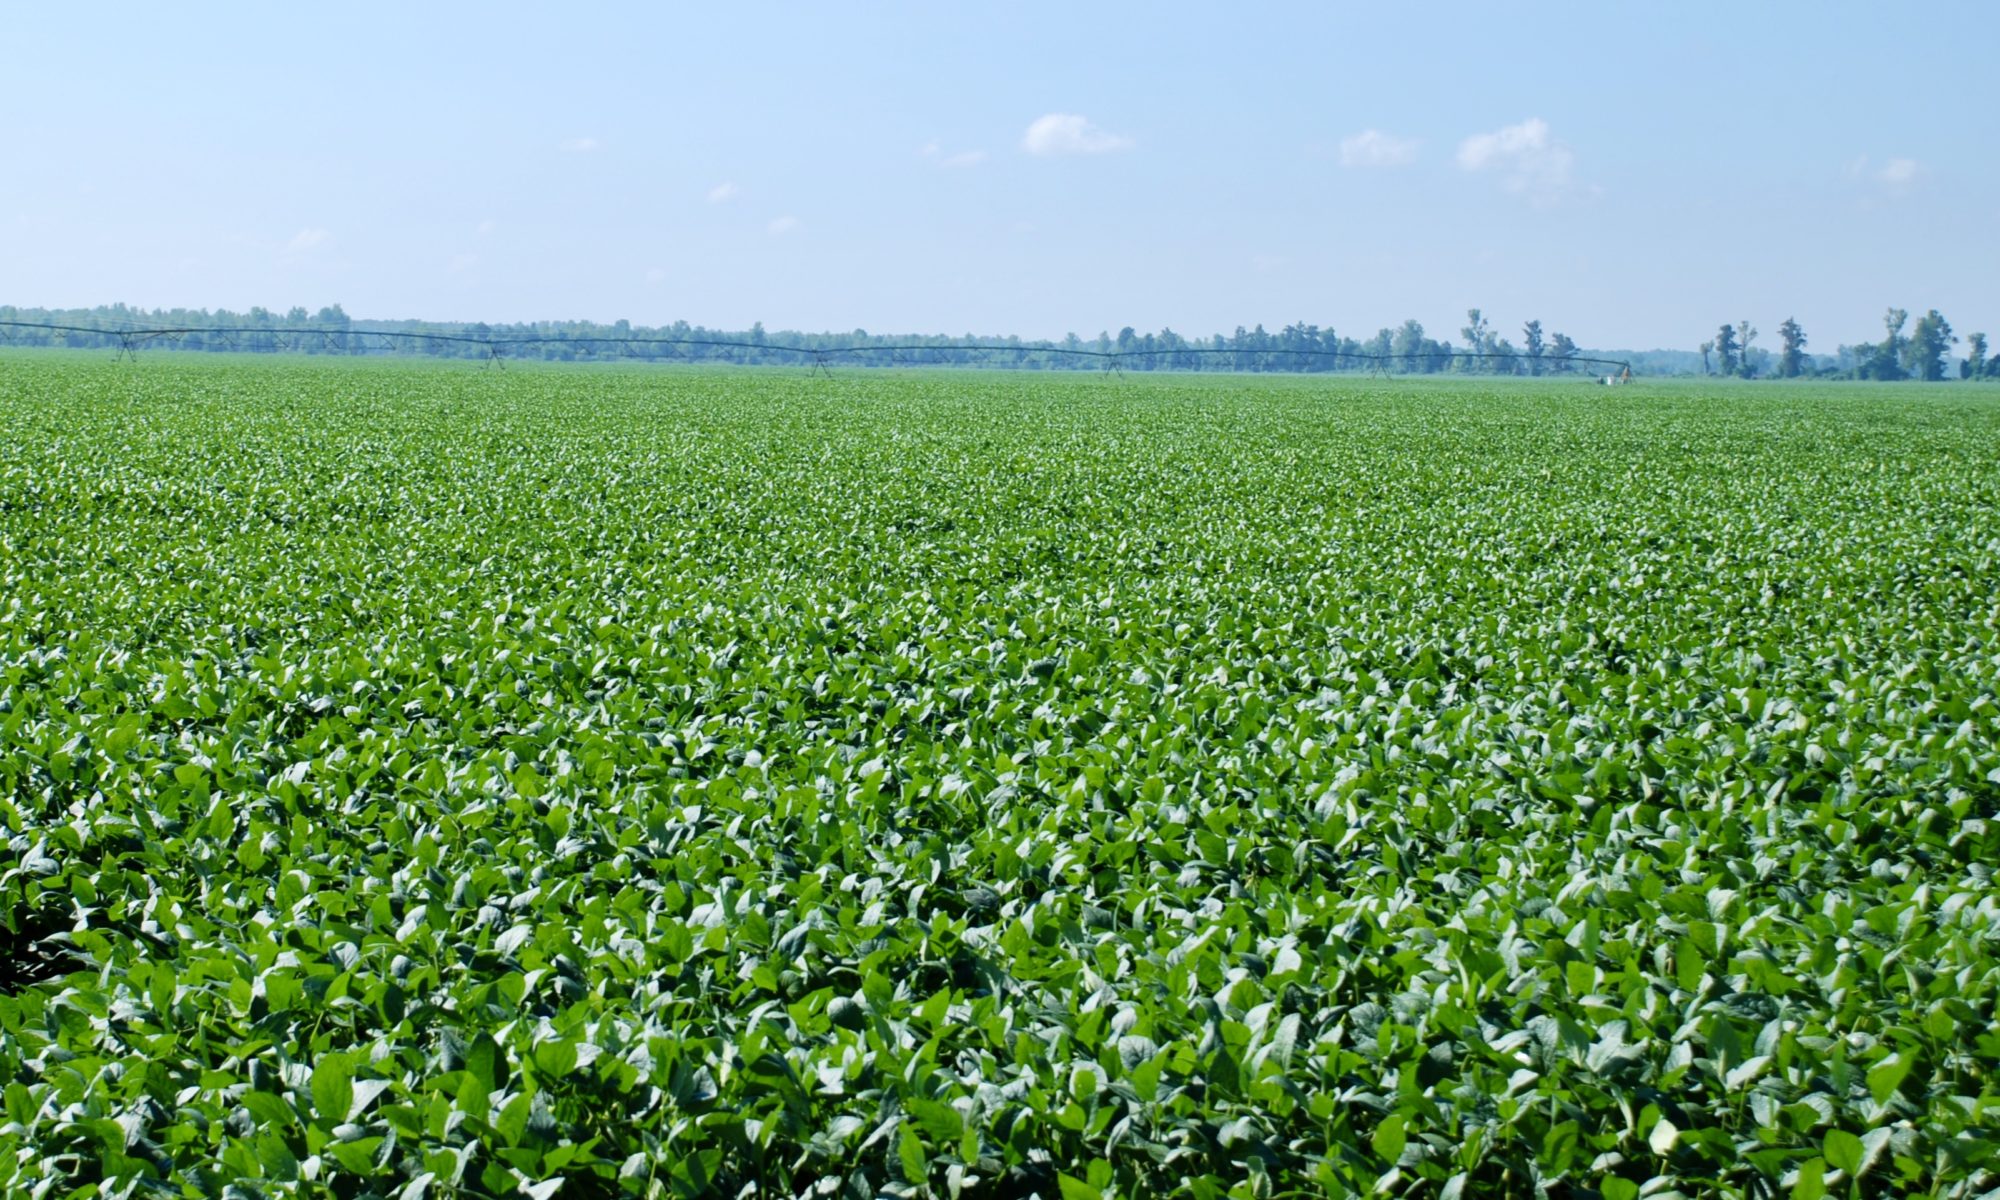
xmin=311 ymin=1058 xmax=353 ymax=1127
xmin=1823 ymin=1129 xmax=1863 ymax=1174
xmin=1792 ymin=1156 xmax=1827 ymax=1200
xmin=1371 ymin=1115 xmax=1406 ymax=1164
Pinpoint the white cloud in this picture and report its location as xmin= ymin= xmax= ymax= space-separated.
xmin=560 ymin=136 xmax=601 ymax=153
xmin=1457 ymin=118 xmax=1578 ymax=203
xmin=767 ymin=215 xmax=801 ymax=236
xmin=1022 ymin=113 xmax=1133 ymax=156
xmin=283 ymin=228 xmax=330 ymax=256
xmin=475 ymin=219 xmax=499 ymax=236
xmin=645 ymin=267 xmax=667 ymax=285
xmin=707 ymin=182 xmax=740 ymax=204
xmin=921 ymin=143 xmax=987 ymax=168
xmin=1876 ymin=157 xmax=1919 ymax=187
xmin=1846 ymin=154 xmax=1922 ymax=197
xmin=1339 ymin=130 xmax=1418 ymax=168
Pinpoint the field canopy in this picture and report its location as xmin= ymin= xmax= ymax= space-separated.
xmin=1 ymin=358 xmax=1996 ymax=1198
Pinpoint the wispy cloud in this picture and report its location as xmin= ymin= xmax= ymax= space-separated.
xmin=1876 ymin=157 xmax=1920 ymax=190
xmin=1022 ymin=113 xmax=1133 ymax=156
xmin=1338 ymin=130 xmax=1418 ymax=168
xmin=645 ymin=267 xmax=667 ymax=285
xmin=560 ymin=136 xmax=601 ymax=153
xmin=707 ymin=182 xmax=740 ymax=204
xmin=1846 ymin=154 xmax=1922 ymax=198
xmin=475 ymin=219 xmax=499 ymax=236
xmin=921 ymin=142 xmax=987 ymax=168
xmin=767 ymin=215 xmax=801 ymax=236
xmin=282 ymin=228 xmax=331 ymax=258
xmin=1457 ymin=118 xmax=1579 ymax=203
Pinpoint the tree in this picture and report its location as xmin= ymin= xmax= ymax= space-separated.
xmin=1862 ymin=308 xmax=1909 ymax=380
xmin=1549 ymin=332 xmax=1578 ymax=372
xmin=1715 ymin=324 xmax=1739 ymax=377
xmin=1699 ymin=340 xmax=1714 ymax=375
xmin=1391 ymin=319 xmax=1429 ymax=370
xmin=1966 ymin=332 xmax=1989 ymax=380
xmin=1777 ymin=317 xmax=1807 ymax=378
xmin=1736 ymin=320 xmax=1758 ymax=378
xmin=1906 ymin=309 xmax=1956 ymax=381
xmin=1461 ymin=309 xmax=1491 ymax=370
xmin=1522 ymin=320 xmax=1545 ymax=375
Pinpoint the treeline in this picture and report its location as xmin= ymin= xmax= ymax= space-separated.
xmin=1701 ymin=309 xmax=1992 ymax=381
xmin=0 ymin=304 xmax=1601 ymax=374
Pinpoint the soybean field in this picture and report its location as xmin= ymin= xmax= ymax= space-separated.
xmin=2 ymin=356 xmax=1997 ymax=1200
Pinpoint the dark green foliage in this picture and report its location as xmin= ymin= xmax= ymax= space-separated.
xmin=1714 ymin=324 xmax=1739 ymax=377
xmin=1906 ymin=310 xmax=1957 ymax=382
xmin=1778 ymin=318 xmax=1808 ymax=379
xmin=1 ymin=359 xmax=1997 ymax=1198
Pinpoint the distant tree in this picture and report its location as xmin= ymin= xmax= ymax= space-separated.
xmin=1522 ymin=320 xmax=1545 ymax=375
xmin=1699 ymin=340 xmax=1714 ymax=375
xmin=1736 ymin=320 xmax=1758 ymax=377
xmin=1715 ymin=324 xmax=1740 ymax=376
xmin=1966 ymin=332 xmax=1989 ymax=380
xmin=1461 ymin=308 xmax=1491 ymax=370
xmin=1364 ymin=327 xmax=1394 ymax=364
xmin=1549 ymin=331 xmax=1578 ymax=372
xmin=1862 ymin=308 xmax=1910 ymax=380
xmin=1906 ymin=309 xmax=1956 ymax=381
xmin=1391 ymin=319 xmax=1430 ymax=370
xmin=1777 ymin=317 xmax=1807 ymax=378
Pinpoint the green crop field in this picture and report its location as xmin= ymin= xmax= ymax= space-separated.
xmin=1 ymin=355 xmax=1997 ymax=1200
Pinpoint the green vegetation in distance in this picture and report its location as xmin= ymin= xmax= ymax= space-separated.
xmin=1 ymin=357 xmax=1996 ymax=1199
xmin=6 ymin=302 xmax=1996 ymax=379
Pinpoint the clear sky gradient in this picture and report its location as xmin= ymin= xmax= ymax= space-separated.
xmin=6 ymin=1 xmax=1993 ymax=350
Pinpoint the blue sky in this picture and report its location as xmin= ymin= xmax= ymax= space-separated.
xmin=6 ymin=2 xmax=1993 ymax=349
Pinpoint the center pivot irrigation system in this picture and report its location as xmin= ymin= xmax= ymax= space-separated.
xmin=0 ymin=318 xmax=1636 ymax=379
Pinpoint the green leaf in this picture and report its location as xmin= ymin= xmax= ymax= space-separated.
xmin=1059 ymin=1173 xmax=1102 ymax=1200
xmin=311 ymin=1058 xmax=353 ymax=1127
xmin=242 ymin=1090 xmax=296 ymax=1128
xmin=1371 ymin=1114 xmax=1407 ymax=1164
xmin=329 ymin=1137 xmax=384 ymax=1175
xmin=908 ymin=1096 xmax=962 ymax=1143
xmin=496 ymin=1091 xmax=535 ymax=1146
xmin=1866 ymin=1052 xmax=1912 ymax=1105
xmin=1823 ymin=1129 xmax=1863 ymax=1174
xmin=456 ymin=1069 xmax=491 ymax=1126
xmin=467 ymin=1033 xmax=507 ymax=1093
xmin=534 ymin=1039 xmax=579 ymax=1078
xmin=897 ymin=1125 xmax=928 ymax=1186
xmin=1792 ymin=1156 xmax=1827 ymax=1200
xmin=1544 ymin=1120 xmax=1580 ymax=1171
